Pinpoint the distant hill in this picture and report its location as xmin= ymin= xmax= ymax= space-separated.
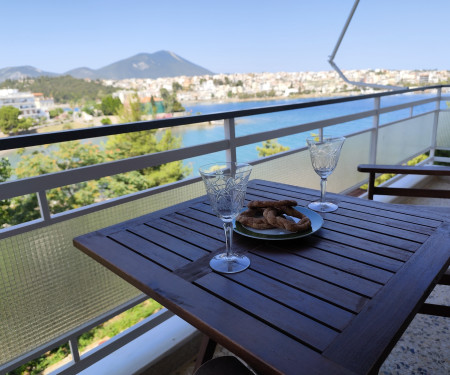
xmin=0 ymin=65 xmax=58 ymax=82
xmin=86 ymin=51 xmax=213 ymax=79
xmin=0 ymin=51 xmax=213 ymax=82
xmin=64 ymin=67 xmax=97 ymax=79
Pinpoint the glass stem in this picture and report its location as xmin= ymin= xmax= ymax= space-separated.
xmin=223 ymin=221 xmax=233 ymax=258
xmin=320 ymin=177 xmax=327 ymax=204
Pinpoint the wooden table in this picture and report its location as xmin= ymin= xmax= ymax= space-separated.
xmin=73 ymin=179 xmax=450 ymax=375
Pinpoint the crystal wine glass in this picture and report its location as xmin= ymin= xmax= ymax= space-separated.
xmin=199 ymin=162 xmax=252 ymax=273
xmin=306 ymin=136 xmax=345 ymax=212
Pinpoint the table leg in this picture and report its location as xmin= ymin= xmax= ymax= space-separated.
xmin=194 ymin=335 xmax=218 ymax=371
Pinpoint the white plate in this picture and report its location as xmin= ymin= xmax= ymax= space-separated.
xmin=233 ymin=206 xmax=324 ymax=240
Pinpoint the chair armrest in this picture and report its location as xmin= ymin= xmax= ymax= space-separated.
xmin=358 ymin=164 xmax=450 ymax=176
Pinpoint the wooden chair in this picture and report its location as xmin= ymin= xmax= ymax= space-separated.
xmin=357 ymin=164 xmax=450 ymax=201
xmin=357 ymin=164 xmax=450 ymax=317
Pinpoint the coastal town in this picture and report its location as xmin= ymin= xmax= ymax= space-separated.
xmin=105 ymin=68 xmax=450 ymax=103
xmin=0 ymin=69 xmax=449 ymax=126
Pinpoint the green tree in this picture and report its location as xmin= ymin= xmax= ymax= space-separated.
xmin=9 ymin=142 xmax=105 ymax=224
xmin=116 ymin=94 xmax=142 ymax=123
xmin=0 ymin=106 xmax=33 ymax=134
xmin=82 ymin=104 xmax=95 ymax=116
xmin=172 ymin=82 xmax=183 ymax=92
xmin=151 ymin=96 xmax=157 ymax=118
xmin=160 ymin=88 xmax=173 ymax=113
xmin=257 ymin=139 xmax=290 ymax=157
xmin=104 ymin=129 xmax=191 ymax=195
xmin=160 ymin=88 xmax=184 ymax=113
xmin=101 ymin=95 xmax=123 ymax=115
xmin=0 ymin=158 xmax=12 ymax=226
xmin=49 ymin=108 xmax=64 ymax=119
xmin=101 ymin=117 xmax=112 ymax=125
xmin=0 ymin=76 xmax=116 ymax=104
xmin=0 ymin=106 xmax=20 ymax=132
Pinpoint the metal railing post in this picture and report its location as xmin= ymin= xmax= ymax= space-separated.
xmin=430 ymin=87 xmax=442 ymax=161
xmin=37 ymin=190 xmax=51 ymax=222
xmin=224 ymin=117 xmax=237 ymax=163
xmin=369 ymin=97 xmax=380 ymax=164
xmin=69 ymin=338 xmax=81 ymax=363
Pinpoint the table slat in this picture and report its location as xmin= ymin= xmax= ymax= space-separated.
xmin=195 ymin=273 xmax=339 ymax=352
xmin=255 ymin=247 xmax=382 ymax=297
xmin=249 ymin=253 xmax=368 ymax=313
xmin=129 ymin=224 xmax=208 ymax=260
xmin=227 ymin=269 xmax=354 ymax=331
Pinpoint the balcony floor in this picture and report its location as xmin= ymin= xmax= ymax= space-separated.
xmin=390 ymin=175 xmax=450 ymax=208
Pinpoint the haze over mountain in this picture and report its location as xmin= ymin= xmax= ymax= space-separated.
xmin=0 ymin=51 xmax=213 ymax=82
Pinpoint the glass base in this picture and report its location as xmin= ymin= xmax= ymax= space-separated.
xmin=209 ymin=253 xmax=250 ymax=274
xmin=308 ymin=200 xmax=339 ymax=213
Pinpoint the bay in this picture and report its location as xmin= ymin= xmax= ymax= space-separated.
xmin=178 ymin=93 xmax=436 ymax=175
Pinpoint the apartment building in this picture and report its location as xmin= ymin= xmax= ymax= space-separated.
xmin=0 ymin=88 xmax=49 ymax=118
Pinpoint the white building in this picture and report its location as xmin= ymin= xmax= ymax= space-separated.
xmin=0 ymin=89 xmax=49 ymax=119
xmin=33 ymin=93 xmax=55 ymax=112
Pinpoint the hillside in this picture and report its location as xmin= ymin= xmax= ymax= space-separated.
xmin=0 ymin=75 xmax=117 ymax=103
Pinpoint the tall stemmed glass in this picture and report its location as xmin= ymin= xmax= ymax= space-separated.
xmin=199 ymin=162 xmax=252 ymax=274
xmin=306 ymin=136 xmax=345 ymax=213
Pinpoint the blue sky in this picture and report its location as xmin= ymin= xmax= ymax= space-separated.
xmin=1 ymin=0 xmax=448 ymax=74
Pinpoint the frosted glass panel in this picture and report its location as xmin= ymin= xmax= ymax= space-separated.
xmin=376 ymin=113 xmax=434 ymax=164
xmin=330 ymin=132 xmax=371 ymax=192
xmin=0 ymin=181 xmax=204 ymax=365
xmin=437 ymin=110 xmax=450 ymax=148
xmin=251 ymin=149 xmax=318 ymax=189
xmin=250 ymin=132 xmax=371 ymax=193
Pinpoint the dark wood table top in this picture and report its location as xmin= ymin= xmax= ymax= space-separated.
xmin=73 ymin=179 xmax=450 ymax=375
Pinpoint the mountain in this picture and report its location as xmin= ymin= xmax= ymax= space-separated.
xmin=64 ymin=67 xmax=97 ymax=79
xmin=0 ymin=65 xmax=58 ymax=82
xmin=0 ymin=51 xmax=213 ymax=82
xmin=87 ymin=51 xmax=213 ymax=79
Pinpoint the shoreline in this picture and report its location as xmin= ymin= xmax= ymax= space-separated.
xmin=180 ymin=91 xmax=360 ymax=106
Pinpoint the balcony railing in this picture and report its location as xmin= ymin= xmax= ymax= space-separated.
xmin=1 ymin=85 xmax=449 ymax=374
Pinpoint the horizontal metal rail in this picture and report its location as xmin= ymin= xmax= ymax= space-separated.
xmin=0 ymin=140 xmax=228 ymax=200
